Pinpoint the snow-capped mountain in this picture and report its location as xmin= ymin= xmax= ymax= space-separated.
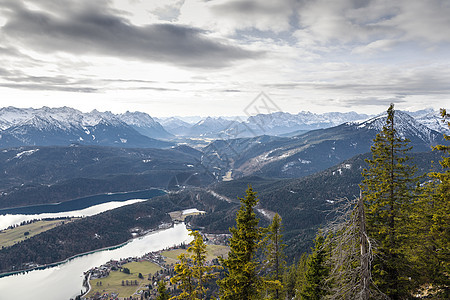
xmin=246 ymin=111 xmax=371 ymax=136
xmin=356 ymin=110 xmax=443 ymax=145
xmin=0 ymin=107 xmax=172 ymax=148
xmin=188 ymin=117 xmax=235 ymax=137
xmin=202 ymin=110 xmax=447 ymax=179
xmin=157 ymin=111 xmax=372 ymax=138
xmin=119 ymin=111 xmax=173 ymax=139
xmin=412 ymin=109 xmax=450 ymax=136
xmin=155 ymin=117 xmax=192 ymax=136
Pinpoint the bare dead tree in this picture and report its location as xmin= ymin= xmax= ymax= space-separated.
xmin=323 ymin=195 xmax=388 ymax=300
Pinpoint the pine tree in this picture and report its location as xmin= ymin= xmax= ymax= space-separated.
xmin=170 ymin=253 xmax=194 ymax=300
xmin=411 ymin=108 xmax=450 ymax=297
xmin=218 ymin=185 xmax=263 ymax=300
xmin=157 ymin=280 xmax=170 ymax=300
xmin=171 ymin=230 xmax=221 ymax=299
xmin=298 ymin=233 xmax=330 ymax=300
xmin=283 ymin=262 xmax=298 ymax=300
xmin=361 ymin=104 xmax=418 ymax=299
xmin=262 ymin=213 xmax=286 ymax=299
xmin=294 ymin=253 xmax=308 ymax=300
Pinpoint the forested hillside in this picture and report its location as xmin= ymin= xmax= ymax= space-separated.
xmin=161 ymin=106 xmax=450 ymax=300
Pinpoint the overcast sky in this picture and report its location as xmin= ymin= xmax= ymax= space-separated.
xmin=0 ymin=0 xmax=449 ymax=117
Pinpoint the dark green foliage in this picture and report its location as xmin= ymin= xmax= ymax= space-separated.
xmin=410 ymin=109 xmax=450 ymax=297
xmin=361 ymin=104 xmax=418 ymax=299
xmin=298 ymin=233 xmax=330 ymax=300
xmin=294 ymin=253 xmax=308 ymax=299
xmin=262 ymin=213 xmax=286 ymax=299
xmin=170 ymin=230 xmax=221 ymax=299
xmin=283 ymin=259 xmax=299 ymax=299
xmin=218 ymin=186 xmax=263 ymax=300
xmin=123 ymin=267 xmax=130 ymax=274
xmin=198 ymin=150 xmax=441 ymax=263
xmin=156 ymin=280 xmax=170 ymax=300
xmin=171 ymin=253 xmax=194 ymax=299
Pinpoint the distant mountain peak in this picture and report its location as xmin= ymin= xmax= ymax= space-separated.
xmin=356 ymin=110 xmax=442 ymax=144
xmin=0 ymin=107 xmax=173 ymax=148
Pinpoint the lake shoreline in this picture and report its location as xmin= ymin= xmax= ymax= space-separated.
xmin=0 ymin=188 xmax=166 ymax=215
xmin=0 ymin=221 xmax=176 ymax=279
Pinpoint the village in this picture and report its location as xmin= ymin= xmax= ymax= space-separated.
xmin=81 ymin=232 xmax=229 ymax=300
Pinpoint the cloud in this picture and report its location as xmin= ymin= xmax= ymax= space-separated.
xmin=0 ymin=0 xmax=260 ymax=69
xmin=0 ymin=83 xmax=97 ymax=93
xmin=293 ymin=0 xmax=450 ymax=53
xmin=0 ymin=67 xmax=99 ymax=92
xmin=391 ymin=0 xmax=450 ymax=44
xmin=337 ymin=96 xmax=408 ymax=107
xmin=262 ymin=63 xmax=450 ymax=97
xmin=179 ymin=0 xmax=296 ymax=35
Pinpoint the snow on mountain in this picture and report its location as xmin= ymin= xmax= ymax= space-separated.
xmin=157 ymin=117 xmax=191 ymax=128
xmin=0 ymin=106 xmax=84 ymax=130
xmin=248 ymin=111 xmax=371 ymax=128
xmin=322 ymin=111 xmax=371 ymax=125
xmin=245 ymin=111 xmax=371 ymax=135
xmin=155 ymin=117 xmax=191 ymax=136
xmin=12 ymin=114 xmax=72 ymax=132
xmin=189 ymin=117 xmax=235 ymax=137
xmin=0 ymin=117 xmax=11 ymax=131
xmin=0 ymin=107 xmax=447 ymax=143
xmin=413 ymin=110 xmax=450 ymax=136
xmin=120 ymin=111 xmax=159 ymax=127
xmin=82 ymin=109 xmax=122 ymax=126
xmin=0 ymin=107 xmax=173 ymax=148
xmin=0 ymin=107 xmax=35 ymax=128
xmin=357 ymin=110 xmax=442 ymax=144
xmin=119 ymin=111 xmax=173 ymax=139
xmin=0 ymin=107 xmax=166 ymax=132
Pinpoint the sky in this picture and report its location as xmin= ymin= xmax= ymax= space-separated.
xmin=0 ymin=0 xmax=449 ymax=117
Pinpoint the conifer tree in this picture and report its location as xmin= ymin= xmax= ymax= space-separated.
xmin=262 ymin=213 xmax=286 ymax=299
xmin=283 ymin=262 xmax=298 ymax=299
xmin=218 ymin=185 xmax=263 ymax=300
xmin=170 ymin=253 xmax=194 ymax=300
xmin=411 ymin=108 xmax=450 ymax=297
xmin=294 ymin=253 xmax=308 ymax=300
xmin=298 ymin=233 xmax=330 ymax=300
xmin=171 ymin=230 xmax=220 ymax=299
xmin=157 ymin=280 xmax=170 ymax=300
xmin=361 ymin=104 xmax=417 ymax=299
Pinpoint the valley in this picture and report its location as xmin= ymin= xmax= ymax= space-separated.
xmin=0 ymin=106 xmax=448 ymax=299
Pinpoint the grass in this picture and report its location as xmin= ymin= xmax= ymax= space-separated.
xmin=0 ymin=219 xmax=77 ymax=248
xmin=169 ymin=210 xmax=205 ymax=221
xmin=85 ymin=245 xmax=229 ymax=298
xmin=124 ymin=261 xmax=161 ymax=276
xmin=86 ymin=261 xmax=162 ymax=298
xmin=161 ymin=245 xmax=229 ymax=263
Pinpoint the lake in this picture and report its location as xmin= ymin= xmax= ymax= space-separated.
xmin=0 ymin=189 xmax=166 ymax=230
xmin=0 ymin=223 xmax=191 ymax=300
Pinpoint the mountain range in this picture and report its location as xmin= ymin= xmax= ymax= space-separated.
xmin=201 ymin=110 xmax=447 ymax=179
xmin=0 ymin=107 xmax=447 ymax=210
xmin=0 ymin=107 xmax=448 ymax=150
xmin=0 ymin=107 xmax=173 ymax=149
